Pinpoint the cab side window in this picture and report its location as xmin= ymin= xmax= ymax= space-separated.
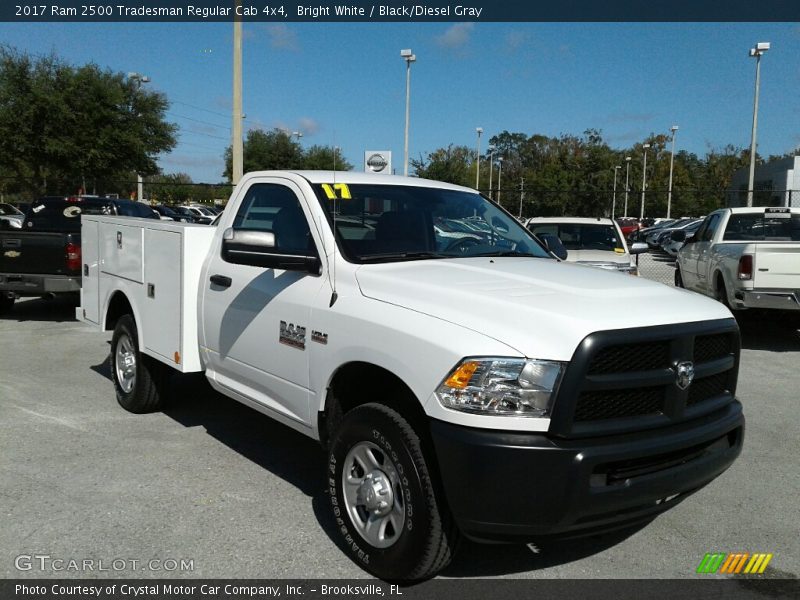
xmin=233 ymin=183 xmax=315 ymax=255
xmin=702 ymin=214 xmax=720 ymax=242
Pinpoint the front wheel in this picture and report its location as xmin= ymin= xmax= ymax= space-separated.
xmin=327 ymin=403 xmax=459 ymax=581
xmin=110 ymin=314 xmax=169 ymax=413
xmin=674 ymin=266 xmax=684 ymax=288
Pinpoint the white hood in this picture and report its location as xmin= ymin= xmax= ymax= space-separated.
xmin=355 ymin=257 xmax=733 ymax=360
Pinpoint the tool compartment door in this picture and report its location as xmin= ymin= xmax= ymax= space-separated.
xmin=142 ymin=228 xmax=182 ymax=365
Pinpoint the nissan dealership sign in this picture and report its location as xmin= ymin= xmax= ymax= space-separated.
xmin=364 ymin=151 xmax=392 ymax=174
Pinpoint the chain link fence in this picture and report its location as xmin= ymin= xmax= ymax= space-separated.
xmin=635 ymin=250 xmax=677 ymax=286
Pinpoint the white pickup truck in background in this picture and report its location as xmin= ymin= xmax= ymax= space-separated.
xmin=675 ymin=207 xmax=800 ymax=314
xmin=78 ymin=171 xmax=744 ymax=580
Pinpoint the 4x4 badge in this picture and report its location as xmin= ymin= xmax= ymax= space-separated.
xmin=675 ymin=361 xmax=695 ymax=390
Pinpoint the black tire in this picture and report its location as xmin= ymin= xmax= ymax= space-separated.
xmin=328 ymin=403 xmax=459 ymax=581
xmin=714 ymin=275 xmax=732 ymax=310
xmin=109 ymin=314 xmax=169 ymax=413
xmin=674 ymin=266 xmax=684 ymax=288
xmin=0 ymin=294 xmax=14 ymax=314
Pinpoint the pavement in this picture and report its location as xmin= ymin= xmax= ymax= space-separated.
xmin=1 ymin=273 xmax=798 ymax=580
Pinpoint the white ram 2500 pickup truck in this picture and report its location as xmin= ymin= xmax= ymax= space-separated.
xmin=675 ymin=207 xmax=800 ymax=313
xmin=78 ymin=171 xmax=744 ymax=580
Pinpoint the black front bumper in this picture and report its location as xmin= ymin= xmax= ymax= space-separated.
xmin=430 ymin=401 xmax=744 ymax=542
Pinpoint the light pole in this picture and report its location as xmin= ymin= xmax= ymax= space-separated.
xmin=128 ymin=72 xmax=150 ymax=202
xmin=487 ymin=145 xmax=495 ymax=199
xmin=401 ymin=49 xmax=416 ymax=177
xmin=292 ymin=131 xmax=303 ymax=142
xmin=475 ymin=127 xmax=483 ymax=189
xmin=747 ymin=42 xmax=770 ymax=207
xmin=497 ymin=156 xmax=504 ymax=206
xmin=623 ymin=156 xmax=631 ymax=216
xmin=232 ymin=5 xmax=243 ymax=184
xmin=666 ymin=125 xmax=679 ymax=219
xmin=612 ymin=165 xmax=621 ymax=219
xmin=640 ymin=143 xmax=650 ymax=221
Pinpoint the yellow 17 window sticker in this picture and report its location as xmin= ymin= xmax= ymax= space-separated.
xmin=321 ymin=183 xmax=352 ymax=200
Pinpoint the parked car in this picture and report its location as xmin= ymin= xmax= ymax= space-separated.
xmin=153 ymin=204 xmax=191 ymax=222
xmin=675 ymin=206 xmax=800 ymax=314
xmin=615 ymin=216 xmax=640 ymax=238
xmin=0 ymin=202 xmax=25 ymax=229
xmin=0 ymin=196 xmax=159 ymax=313
xmin=177 ymin=205 xmax=213 ymax=224
xmin=630 ymin=218 xmax=676 ymax=243
xmin=663 ymin=219 xmax=704 ymax=257
xmin=526 ymin=216 xmax=647 ymax=274
xmin=647 ymin=218 xmax=699 ymax=248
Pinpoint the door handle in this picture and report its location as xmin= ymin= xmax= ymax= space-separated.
xmin=210 ymin=274 xmax=232 ymax=288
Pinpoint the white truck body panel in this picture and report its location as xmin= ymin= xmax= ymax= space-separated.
xmin=78 ymin=215 xmax=215 ymax=372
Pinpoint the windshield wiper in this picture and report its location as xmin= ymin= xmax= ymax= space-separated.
xmin=471 ymin=250 xmax=541 ymax=258
xmin=359 ymin=251 xmax=451 ymax=263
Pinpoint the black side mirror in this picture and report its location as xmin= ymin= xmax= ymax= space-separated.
xmin=222 ymin=228 xmax=320 ymax=274
xmin=670 ymin=230 xmax=687 ymax=242
xmin=537 ymin=233 xmax=568 ymax=260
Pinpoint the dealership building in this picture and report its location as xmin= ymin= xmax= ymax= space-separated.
xmin=727 ymin=155 xmax=800 ymax=207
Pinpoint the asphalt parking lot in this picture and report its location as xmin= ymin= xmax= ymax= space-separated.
xmin=1 ymin=263 xmax=798 ymax=580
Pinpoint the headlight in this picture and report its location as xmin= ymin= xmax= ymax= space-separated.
xmin=435 ymin=358 xmax=564 ymax=418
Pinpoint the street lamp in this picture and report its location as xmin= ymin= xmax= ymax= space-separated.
xmin=487 ymin=145 xmax=495 ymax=199
xmin=292 ymin=131 xmax=303 ymax=142
xmin=747 ymin=42 xmax=770 ymax=206
xmin=623 ymin=156 xmax=631 ymax=216
xmin=640 ymin=143 xmax=650 ymax=221
xmin=128 ymin=72 xmax=150 ymax=202
xmin=666 ymin=125 xmax=679 ymax=219
xmin=612 ymin=165 xmax=621 ymax=219
xmin=401 ymin=49 xmax=416 ymax=177
xmin=497 ymin=156 xmax=504 ymax=206
xmin=475 ymin=127 xmax=483 ymax=189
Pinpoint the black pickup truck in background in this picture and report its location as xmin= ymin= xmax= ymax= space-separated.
xmin=0 ymin=196 xmax=159 ymax=313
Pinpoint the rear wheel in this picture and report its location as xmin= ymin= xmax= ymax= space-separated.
xmin=327 ymin=403 xmax=459 ymax=581
xmin=715 ymin=275 xmax=732 ymax=310
xmin=110 ymin=314 xmax=169 ymax=413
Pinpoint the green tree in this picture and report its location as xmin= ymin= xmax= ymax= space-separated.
xmin=223 ymin=128 xmax=304 ymax=179
xmin=147 ymin=172 xmax=194 ymax=204
xmin=0 ymin=46 xmax=177 ymax=197
xmin=303 ymin=145 xmax=353 ymax=171
xmin=411 ymin=145 xmax=472 ymax=186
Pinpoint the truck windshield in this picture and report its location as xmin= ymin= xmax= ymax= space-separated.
xmin=723 ymin=212 xmax=800 ymax=241
xmin=528 ymin=223 xmax=623 ymax=252
xmin=313 ymin=183 xmax=551 ymax=263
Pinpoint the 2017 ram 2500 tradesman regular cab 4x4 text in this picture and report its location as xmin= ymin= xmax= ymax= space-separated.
xmin=78 ymin=171 xmax=744 ymax=580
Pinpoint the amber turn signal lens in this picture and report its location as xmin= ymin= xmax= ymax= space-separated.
xmin=444 ymin=361 xmax=479 ymax=389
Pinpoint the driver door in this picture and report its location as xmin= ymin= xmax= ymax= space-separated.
xmin=200 ymin=178 xmax=326 ymax=426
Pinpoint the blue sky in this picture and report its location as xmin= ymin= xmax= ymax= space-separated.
xmin=1 ymin=22 xmax=798 ymax=182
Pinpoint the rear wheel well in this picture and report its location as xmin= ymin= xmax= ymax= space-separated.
xmin=319 ymin=362 xmax=428 ymax=450
xmin=104 ymin=292 xmax=133 ymax=331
